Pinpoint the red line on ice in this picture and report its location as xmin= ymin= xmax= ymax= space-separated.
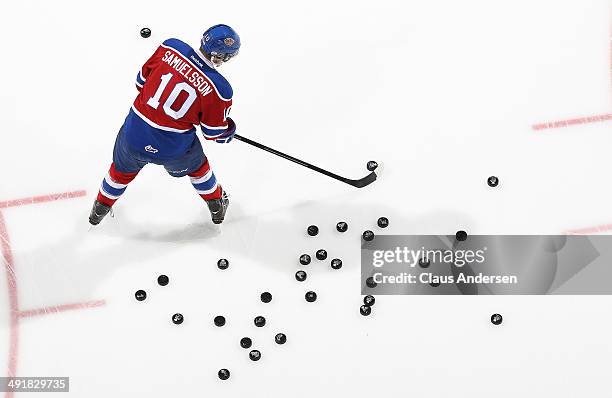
xmin=18 ymin=300 xmax=106 ymax=319
xmin=531 ymin=113 xmax=612 ymax=131
xmin=564 ymin=222 xmax=612 ymax=235
xmin=0 ymin=211 xmax=19 ymax=398
xmin=0 ymin=190 xmax=86 ymax=209
xmin=1 ymin=190 xmax=91 ymax=398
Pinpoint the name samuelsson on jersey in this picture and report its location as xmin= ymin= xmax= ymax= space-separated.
xmin=161 ymin=50 xmax=214 ymax=97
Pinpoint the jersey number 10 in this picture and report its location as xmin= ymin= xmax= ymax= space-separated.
xmin=146 ymin=72 xmax=197 ymax=120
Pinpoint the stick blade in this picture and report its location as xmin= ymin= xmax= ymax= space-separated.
xmin=345 ymin=171 xmax=377 ymax=188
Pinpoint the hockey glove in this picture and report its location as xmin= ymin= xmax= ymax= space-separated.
xmin=215 ymin=117 xmax=236 ymax=143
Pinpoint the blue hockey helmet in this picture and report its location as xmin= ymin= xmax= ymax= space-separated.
xmin=201 ymin=24 xmax=241 ymax=66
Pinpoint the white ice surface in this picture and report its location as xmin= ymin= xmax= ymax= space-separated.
xmin=1 ymin=0 xmax=611 ymax=397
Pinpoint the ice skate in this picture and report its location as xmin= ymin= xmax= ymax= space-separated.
xmin=89 ymin=200 xmax=112 ymax=226
xmin=205 ymin=187 xmax=229 ymax=224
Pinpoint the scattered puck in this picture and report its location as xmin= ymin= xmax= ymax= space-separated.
xmin=455 ymin=230 xmax=468 ymax=242
xmin=140 ymin=27 xmax=151 ymax=38
xmin=295 ymin=270 xmax=307 ymax=282
xmin=299 ymin=254 xmax=311 ymax=265
xmin=418 ymin=257 xmax=430 ymax=268
xmin=254 ymin=316 xmax=266 ymax=327
xmin=274 ymin=333 xmax=287 ymax=345
xmin=218 ymin=368 xmax=230 ymax=380
xmin=316 ymin=249 xmax=328 ymax=260
xmin=240 ymin=337 xmax=252 ymax=349
xmin=430 ymin=281 xmax=441 ymax=288
xmin=217 ymin=258 xmax=229 ymax=270
xmin=214 ymin=315 xmax=226 ymax=327
xmin=305 ymin=291 xmax=317 ymax=302
xmin=362 ymin=230 xmax=375 ymax=241
xmin=360 ymin=305 xmax=372 ymax=316
xmin=367 ymin=160 xmax=378 ymax=171
xmin=172 ymin=313 xmax=184 ymax=325
xmin=307 ymin=225 xmax=319 ymax=236
xmin=487 ymin=176 xmax=499 ymax=187
xmin=336 ymin=221 xmax=348 ymax=232
xmin=260 ymin=292 xmax=272 ymax=303
xmin=491 ymin=313 xmax=503 ymax=325
xmin=330 ymin=258 xmax=342 ymax=270
xmin=377 ymin=217 xmax=389 ymax=228
xmin=135 ymin=290 xmax=147 ymax=301
xmin=157 ymin=274 xmax=169 ymax=286
xmin=363 ymin=295 xmax=375 ymax=307
xmin=249 ymin=350 xmax=261 ymax=361
xmin=366 ymin=277 xmax=377 ymax=288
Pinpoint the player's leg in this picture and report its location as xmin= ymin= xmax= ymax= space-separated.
xmin=164 ymin=138 xmax=229 ymax=224
xmin=89 ymin=128 xmax=146 ymax=225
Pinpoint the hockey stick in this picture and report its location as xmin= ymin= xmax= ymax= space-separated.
xmin=234 ymin=134 xmax=378 ymax=188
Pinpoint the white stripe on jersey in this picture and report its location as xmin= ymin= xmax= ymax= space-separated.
xmin=131 ymin=105 xmax=193 ymax=133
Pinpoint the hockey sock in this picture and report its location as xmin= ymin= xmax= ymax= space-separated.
xmin=97 ymin=163 xmax=139 ymax=207
xmin=189 ymin=159 xmax=222 ymax=201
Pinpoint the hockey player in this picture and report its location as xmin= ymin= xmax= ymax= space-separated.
xmin=89 ymin=24 xmax=240 ymax=226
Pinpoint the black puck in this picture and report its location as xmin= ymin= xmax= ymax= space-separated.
xmin=240 ymin=337 xmax=252 ymax=349
xmin=455 ymin=230 xmax=468 ymax=241
xmin=330 ymin=258 xmax=342 ymax=270
xmin=307 ymin=225 xmax=319 ymax=236
xmin=430 ymin=281 xmax=441 ymax=288
xmin=336 ymin=221 xmax=348 ymax=232
xmin=172 ymin=313 xmax=184 ymax=325
xmin=217 ymin=258 xmax=229 ymax=270
xmin=260 ymin=292 xmax=272 ymax=303
xmin=491 ymin=313 xmax=503 ymax=325
xmin=249 ymin=349 xmax=261 ymax=361
xmin=140 ymin=27 xmax=151 ymax=38
xmin=299 ymin=254 xmax=311 ymax=265
xmin=367 ymin=160 xmax=378 ymax=171
xmin=487 ymin=176 xmax=499 ymax=187
xmin=295 ymin=270 xmax=307 ymax=282
xmin=218 ymin=368 xmax=230 ymax=380
xmin=135 ymin=290 xmax=147 ymax=301
xmin=274 ymin=333 xmax=287 ymax=345
xmin=316 ymin=249 xmax=327 ymax=260
xmin=214 ymin=315 xmax=226 ymax=327
xmin=377 ymin=217 xmax=389 ymax=228
xmin=254 ymin=316 xmax=266 ymax=327
xmin=366 ymin=277 xmax=377 ymax=288
xmin=305 ymin=291 xmax=317 ymax=302
xmin=360 ymin=305 xmax=372 ymax=316
xmin=418 ymin=257 xmax=430 ymax=268
xmin=362 ymin=230 xmax=375 ymax=241
xmin=363 ymin=295 xmax=375 ymax=306
xmin=157 ymin=274 xmax=169 ymax=286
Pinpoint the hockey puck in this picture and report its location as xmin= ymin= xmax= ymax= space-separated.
xmin=305 ymin=291 xmax=317 ymax=302
xmin=249 ymin=350 xmax=261 ymax=361
xmin=299 ymin=254 xmax=311 ymax=265
xmin=366 ymin=277 xmax=377 ymax=289
xmin=254 ymin=316 xmax=266 ymax=327
xmin=367 ymin=161 xmax=378 ymax=171
xmin=295 ymin=270 xmax=307 ymax=282
xmin=336 ymin=221 xmax=348 ymax=232
xmin=274 ymin=333 xmax=287 ymax=345
xmin=491 ymin=313 xmax=503 ymax=325
xmin=487 ymin=176 xmax=499 ymax=187
xmin=362 ymin=230 xmax=375 ymax=242
xmin=218 ymin=368 xmax=230 ymax=380
xmin=316 ymin=249 xmax=327 ymax=260
xmin=135 ymin=290 xmax=147 ymax=301
xmin=172 ymin=313 xmax=184 ymax=325
xmin=377 ymin=217 xmax=389 ymax=228
xmin=240 ymin=337 xmax=252 ymax=349
xmin=140 ymin=27 xmax=151 ymax=38
xmin=330 ymin=258 xmax=342 ymax=270
xmin=260 ymin=292 xmax=272 ymax=303
xmin=157 ymin=274 xmax=169 ymax=286
xmin=214 ymin=315 xmax=226 ymax=327
xmin=455 ymin=230 xmax=468 ymax=242
xmin=217 ymin=258 xmax=229 ymax=270
xmin=360 ymin=305 xmax=372 ymax=316
xmin=363 ymin=295 xmax=375 ymax=307
xmin=418 ymin=257 xmax=430 ymax=268
xmin=307 ymin=225 xmax=319 ymax=236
